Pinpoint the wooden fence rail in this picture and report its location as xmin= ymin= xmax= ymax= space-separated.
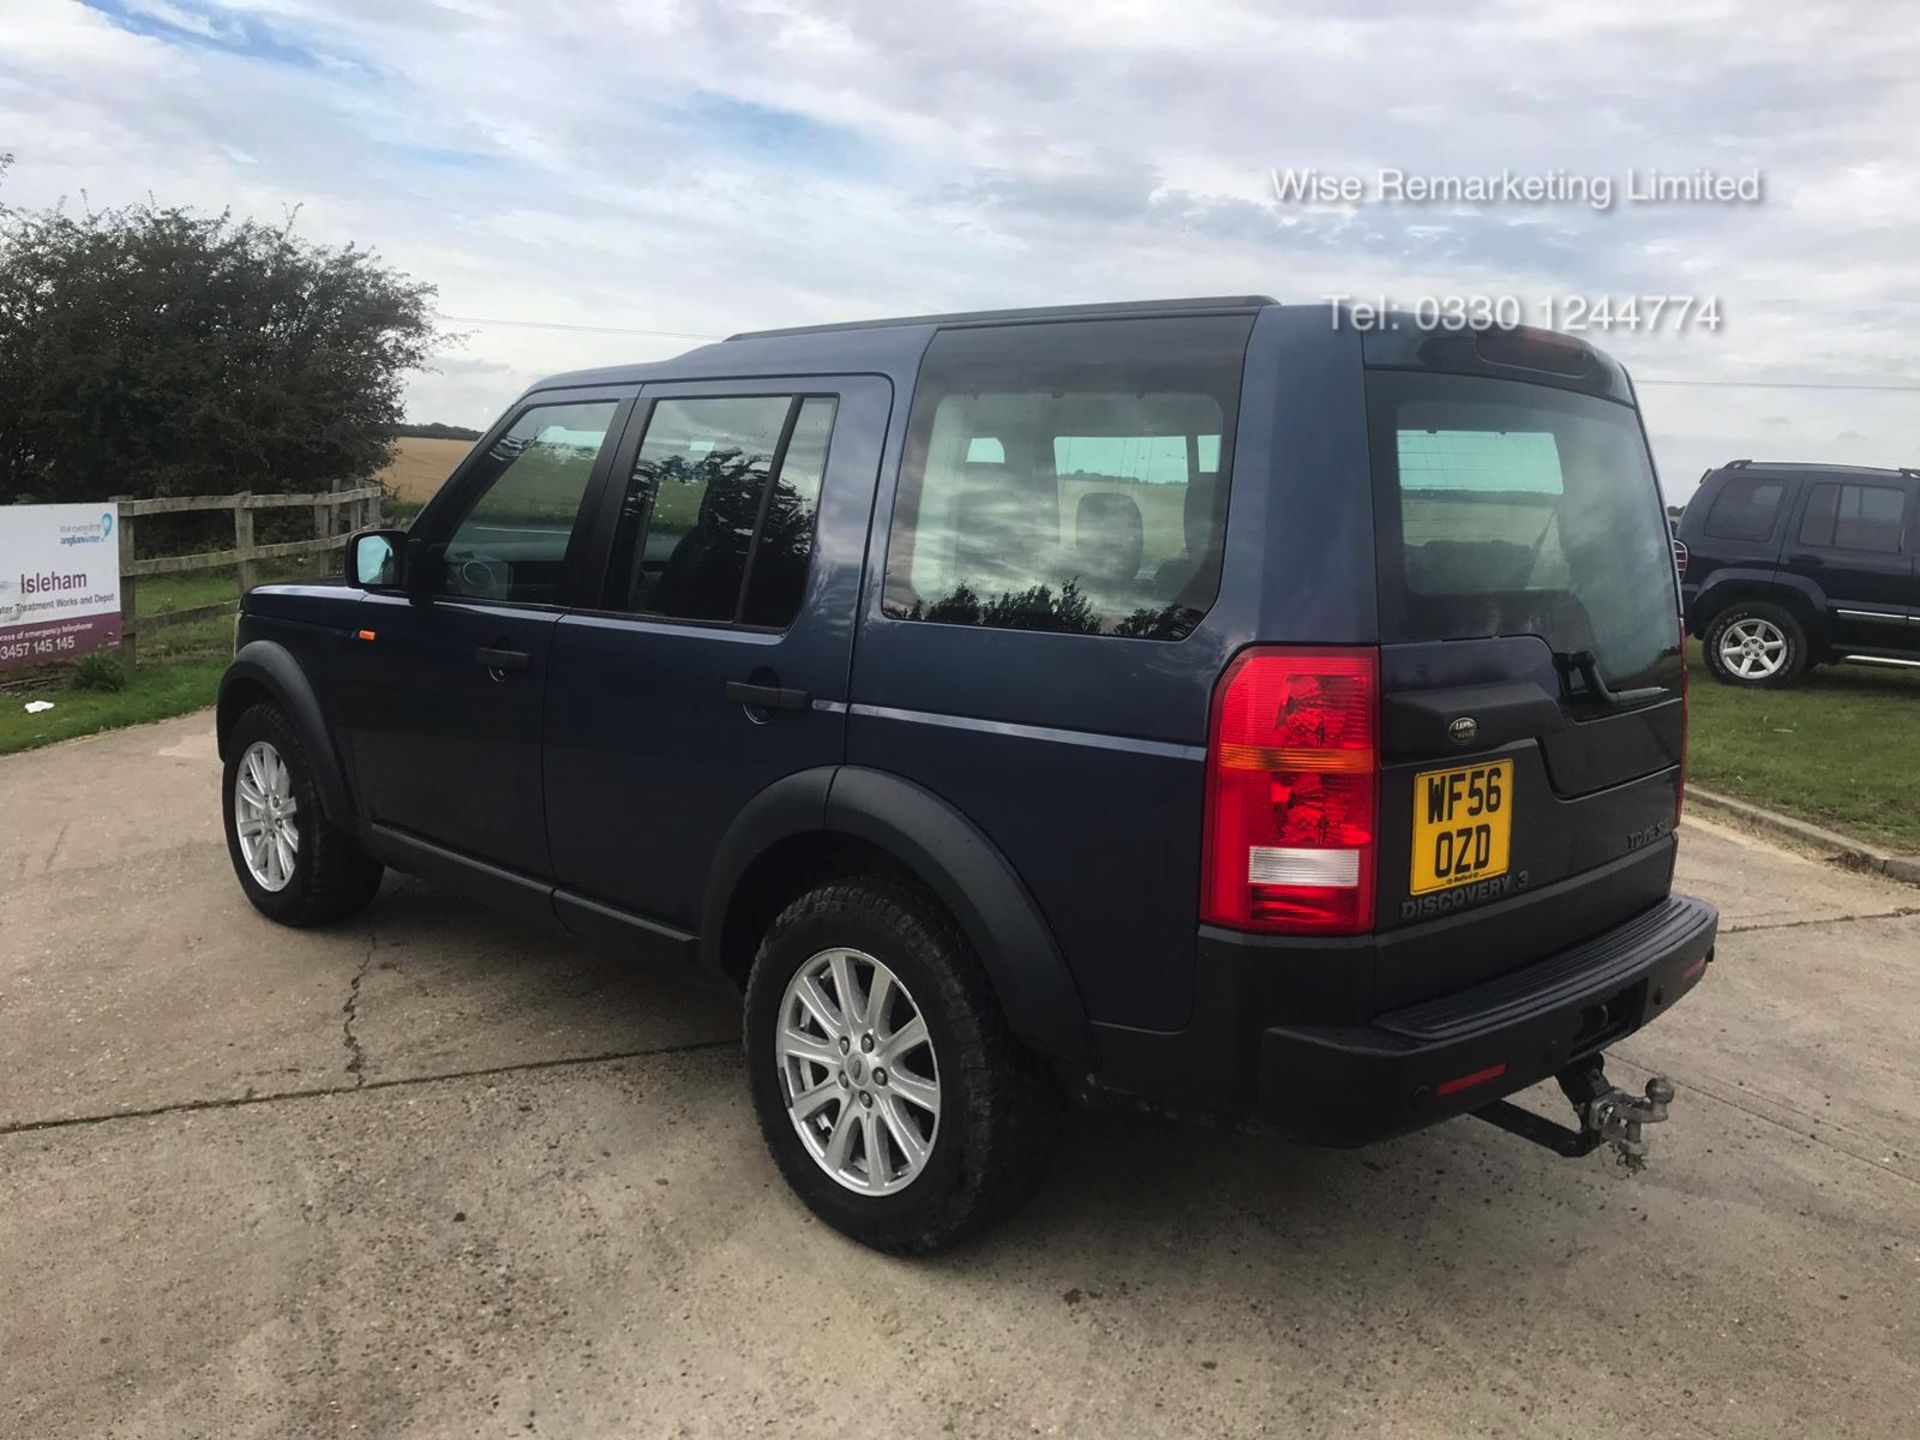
xmin=112 ymin=485 xmax=383 ymax=667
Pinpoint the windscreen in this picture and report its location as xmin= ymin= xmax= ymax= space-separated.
xmin=1367 ymin=370 xmax=1681 ymax=698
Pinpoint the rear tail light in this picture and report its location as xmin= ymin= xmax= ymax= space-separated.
xmin=1202 ymin=646 xmax=1379 ymax=935
xmin=1672 ymin=538 xmax=1688 ymax=577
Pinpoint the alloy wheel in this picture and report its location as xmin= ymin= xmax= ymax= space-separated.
xmin=1717 ymin=617 xmax=1788 ymax=680
xmin=233 ymin=740 xmax=300 ymax=892
xmin=776 ymin=947 xmax=941 ymax=1195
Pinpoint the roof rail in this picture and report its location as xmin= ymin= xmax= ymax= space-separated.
xmin=726 ymin=295 xmax=1278 ymax=342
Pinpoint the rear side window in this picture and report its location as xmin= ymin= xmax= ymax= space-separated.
xmin=605 ymin=394 xmax=837 ymax=627
xmin=883 ymin=315 xmax=1253 ymax=639
xmin=1703 ymin=475 xmax=1788 ymax=542
xmin=1368 ymin=371 xmax=1680 ymax=697
xmin=1798 ymin=482 xmax=1906 ymax=553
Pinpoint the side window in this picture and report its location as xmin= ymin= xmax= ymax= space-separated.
xmin=883 ymin=315 xmax=1252 ymax=639
xmin=1800 ymin=482 xmax=1907 ymax=553
xmin=608 ymin=394 xmax=838 ymax=627
xmin=1704 ymin=476 xmax=1787 ymax=542
xmin=440 ymin=400 xmax=620 ymax=603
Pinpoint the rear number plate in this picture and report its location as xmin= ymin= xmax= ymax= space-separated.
xmin=1410 ymin=760 xmax=1514 ymax=895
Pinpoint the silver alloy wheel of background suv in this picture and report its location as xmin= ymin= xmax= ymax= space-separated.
xmin=776 ymin=947 xmax=941 ymax=1195
xmin=232 ymin=739 xmax=299 ymax=892
xmin=1716 ymin=616 xmax=1789 ymax=680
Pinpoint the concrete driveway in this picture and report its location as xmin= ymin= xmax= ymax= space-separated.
xmin=3 ymin=712 xmax=1916 ymax=1438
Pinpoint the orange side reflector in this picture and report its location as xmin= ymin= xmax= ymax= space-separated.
xmin=356 ymin=629 xmax=378 ymax=642
xmin=1436 ymin=1062 xmax=1508 ymax=1098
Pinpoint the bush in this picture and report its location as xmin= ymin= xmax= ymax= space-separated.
xmin=68 ymin=652 xmax=128 ymax=693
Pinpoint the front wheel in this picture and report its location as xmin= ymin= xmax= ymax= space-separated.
xmin=1704 ymin=601 xmax=1809 ymax=688
xmin=744 ymin=879 xmax=1063 ymax=1253
xmin=222 ymin=702 xmax=384 ymax=926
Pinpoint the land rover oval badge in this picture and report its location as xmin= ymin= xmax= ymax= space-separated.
xmin=1448 ymin=716 xmax=1479 ymax=746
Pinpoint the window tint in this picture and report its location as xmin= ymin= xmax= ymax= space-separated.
xmin=1704 ymin=476 xmax=1788 ymax=542
xmin=883 ymin=315 xmax=1252 ymax=639
xmin=440 ymin=400 xmax=619 ymax=603
xmin=1368 ymin=371 xmax=1680 ymax=698
xmin=609 ymin=394 xmax=836 ymax=627
xmin=741 ymin=398 xmax=836 ymax=627
xmin=1799 ymin=482 xmax=1906 ymax=553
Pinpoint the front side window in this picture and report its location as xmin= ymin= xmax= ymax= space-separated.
xmin=1799 ymin=482 xmax=1906 ymax=554
xmin=1704 ymin=475 xmax=1788 ymax=542
xmin=440 ymin=400 xmax=620 ymax=603
xmin=607 ymin=394 xmax=838 ymax=626
xmin=883 ymin=316 xmax=1253 ymax=640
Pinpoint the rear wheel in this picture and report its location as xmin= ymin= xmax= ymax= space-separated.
xmin=744 ymin=878 xmax=1063 ymax=1253
xmin=223 ymin=703 xmax=384 ymax=926
xmin=1704 ymin=601 xmax=1808 ymax=688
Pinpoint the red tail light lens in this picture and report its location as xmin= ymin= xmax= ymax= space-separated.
xmin=1202 ymin=647 xmax=1379 ymax=935
xmin=1672 ymin=538 xmax=1689 ymax=578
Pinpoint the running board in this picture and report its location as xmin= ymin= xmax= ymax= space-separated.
xmin=1473 ymin=1056 xmax=1675 ymax=1171
xmin=1840 ymin=653 xmax=1920 ymax=670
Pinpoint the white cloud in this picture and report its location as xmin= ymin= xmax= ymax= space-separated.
xmin=1 ymin=0 xmax=1914 ymax=488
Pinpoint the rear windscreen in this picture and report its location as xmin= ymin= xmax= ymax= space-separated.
xmin=1367 ymin=370 xmax=1681 ymax=698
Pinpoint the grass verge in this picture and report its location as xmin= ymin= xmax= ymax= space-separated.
xmin=1687 ymin=642 xmax=1920 ymax=853
xmin=0 ymin=655 xmax=227 ymax=756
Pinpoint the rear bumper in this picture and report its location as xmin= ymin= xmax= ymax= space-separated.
xmin=1088 ymin=894 xmax=1717 ymax=1144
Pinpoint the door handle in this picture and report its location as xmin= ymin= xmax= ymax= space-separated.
xmin=724 ymin=680 xmax=812 ymax=712
xmin=475 ymin=646 xmax=531 ymax=673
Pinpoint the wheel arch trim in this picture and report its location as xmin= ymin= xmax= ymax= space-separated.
xmin=218 ymin=642 xmax=354 ymax=826
xmin=702 ymin=766 xmax=1097 ymax=1069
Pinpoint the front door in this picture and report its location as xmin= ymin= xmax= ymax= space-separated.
xmin=542 ymin=376 xmax=892 ymax=934
xmin=1784 ymin=476 xmax=1917 ymax=653
xmin=349 ymin=389 xmax=631 ymax=876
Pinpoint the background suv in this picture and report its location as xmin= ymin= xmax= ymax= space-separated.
xmin=1679 ymin=460 xmax=1920 ymax=687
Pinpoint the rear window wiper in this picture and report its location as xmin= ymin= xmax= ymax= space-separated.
xmin=1553 ymin=650 xmax=1667 ymax=709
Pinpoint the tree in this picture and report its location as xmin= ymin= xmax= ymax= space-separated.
xmin=0 ymin=191 xmax=447 ymax=503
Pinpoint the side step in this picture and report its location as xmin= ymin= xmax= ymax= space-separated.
xmin=1474 ymin=1055 xmax=1675 ymax=1172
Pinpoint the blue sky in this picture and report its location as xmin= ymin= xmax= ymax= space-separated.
xmin=3 ymin=0 xmax=1916 ymax=494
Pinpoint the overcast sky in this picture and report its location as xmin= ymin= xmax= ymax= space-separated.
xmin=3 ymin=0 xmax=1916 ymax=497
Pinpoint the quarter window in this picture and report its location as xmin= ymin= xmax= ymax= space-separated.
xmin=1798 ymin=482 xmax=1906 ymax=554
xmin=1703 ymin=476 xmax=1787 ymax=542
xmin=607 ymin=395 xmax=838 ymax=627
xmin=883 ymin=316 xmax=1252 ymax=639
xmin=439 ymin=400 xmax=620 ymax=604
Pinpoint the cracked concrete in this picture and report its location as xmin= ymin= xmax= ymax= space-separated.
xmin=2 ymin=713 xmax=1917 ymax=1439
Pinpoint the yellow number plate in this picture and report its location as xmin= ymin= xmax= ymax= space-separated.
xmin=1410 ymin=759 xmax=1514 ymax=895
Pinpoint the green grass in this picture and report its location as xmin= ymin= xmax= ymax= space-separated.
xmin=1687 ymin=641 xmax=1920 ymax=852
xmin=0 ymin=654 xmax=228 ymax=756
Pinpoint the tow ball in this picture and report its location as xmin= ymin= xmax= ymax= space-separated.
xmin=1473 ymin=1057 xmax=1676 ymax=1172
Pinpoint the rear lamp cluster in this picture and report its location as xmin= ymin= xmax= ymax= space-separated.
xmin=1202 ymin=647 xmax=1379 ymax=936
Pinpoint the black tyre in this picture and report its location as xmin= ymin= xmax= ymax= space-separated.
xmin=222 ymin=702 xmax=384 ymax=926
xmin=1703 ymin=600 xmax=1809 ymax=688
xmin=744 ymin=878 xmax=1063 ymax=1253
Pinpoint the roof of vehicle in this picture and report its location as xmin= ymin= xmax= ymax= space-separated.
xmin=526 ymin=295 xmax=1279 ymax=394
xmin=1711 ymin=459 xmax=1920 ymax=480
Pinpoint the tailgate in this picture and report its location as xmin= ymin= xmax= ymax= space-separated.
xmin=1361 ymin=335 xmax=1686 ymax=1004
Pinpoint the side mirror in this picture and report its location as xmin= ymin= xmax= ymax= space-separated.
xmin=349 ymin=529 xmax=406 ymax=590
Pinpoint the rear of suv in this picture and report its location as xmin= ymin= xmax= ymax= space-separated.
xmin=1679 ymin=460 xmax=1920 ymax=687
xmin=218 ymin=298 xmax=1716 ymax=1252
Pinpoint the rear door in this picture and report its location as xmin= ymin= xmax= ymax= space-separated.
xmin=1362 ymin=337 xmax=1685 ymax=1006
xmin=1783 ymin=476 xmax=1916 ymax=653
xmin=541 ymin=377 xmax=891 ymax=938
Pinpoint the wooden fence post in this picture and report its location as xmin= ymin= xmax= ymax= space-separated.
xmin=312 ymin=487 xmax=334 ymax=579
xmin=113 ymin=496 xmax=138 ymax=670
xmin=233 ymin=494 xmax=257 ymax=594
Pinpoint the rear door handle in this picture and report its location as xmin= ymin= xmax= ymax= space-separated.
xmin=724 ymin=680 xmax=811 ymax=712
xmin=475 ymin=646 xmax=531 ymax=672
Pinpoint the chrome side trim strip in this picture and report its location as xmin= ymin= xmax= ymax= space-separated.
xmin=847 ymin=702 xmax=1206 ymax=762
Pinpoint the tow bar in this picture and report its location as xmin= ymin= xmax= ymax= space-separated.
xmin=1473 ymin=1057 xmax=1676 ymax=1172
